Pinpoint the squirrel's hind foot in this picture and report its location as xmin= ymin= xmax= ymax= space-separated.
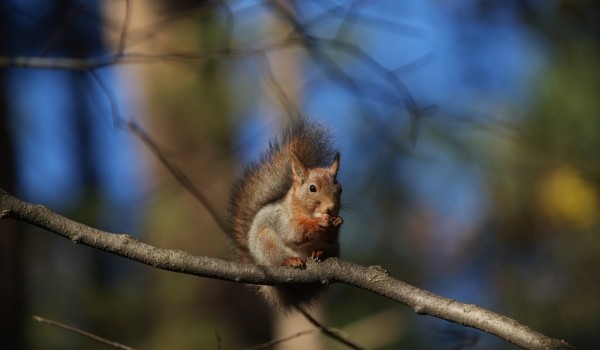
xmin=282 ymin=257 xmax=305 ymax=269
xmin=309 ymin=250 xmax=326 ymax=261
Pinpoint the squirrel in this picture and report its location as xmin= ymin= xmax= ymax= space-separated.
xmin=228 ymin=118 xmax=343 ymax=310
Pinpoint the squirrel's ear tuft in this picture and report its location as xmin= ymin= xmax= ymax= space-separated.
xmin=330 ymin=152 xmax=340 ymax=175
xmin=290 ymin=153 xmax=308 ymax=183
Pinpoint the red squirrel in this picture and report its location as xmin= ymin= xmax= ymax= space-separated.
xmin=228 ymin=118 xmax=343 ymax=309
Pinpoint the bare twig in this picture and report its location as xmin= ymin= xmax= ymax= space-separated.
xmin=244 ymin=328 xmax=319 ymax=350
xmin=32 ymin=315 xmax=137 ymax=350
xmin=256 ymin=53 xmax=301 ymax=118
xmin=0 ymin=39 xmax=303 ymax=71
xmin=117 ymin=0 xmax=131 ymax=56
xmin=86 ymin=69 xmax=124 ymax=128
xmin=296 ymin=307 xmax=364 ymax=350
xmin=38 ymin=2 xmax=88 ymax=55
xmin=126 ymin=121 xmax=228 ymax=232
xmin=0 ymin=189 xmax=574 ymax=350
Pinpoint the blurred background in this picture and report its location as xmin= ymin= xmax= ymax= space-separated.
xmin=1 ymin=0 xmax=599 ymax=349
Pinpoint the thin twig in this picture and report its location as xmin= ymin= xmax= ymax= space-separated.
xmin=117 ymin=0 xmax=131 ymax=56
xmin=87 ymin=69 xmax=124 ymax=129
xmin=38 ymin=2 xmax=88 ymax=55
xmin=244 ymin=328 xmax=319 ymax=350
xmin=32 ymin=315 xmax=137 ymax=350
xmin=256 ymin=52 xmax=300 ymax=118
xmin=297 ymin=307 xmax=365 ymax=350
xmin=127 ymin=121 xmax=229 ymax=232
xmin=85 ymin=73 xmax=228 ymax=233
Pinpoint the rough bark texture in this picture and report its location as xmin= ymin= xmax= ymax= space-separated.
xmin=0 ymin=189 xmax=574 ymax=350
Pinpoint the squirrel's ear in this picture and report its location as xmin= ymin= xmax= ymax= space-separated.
xmin=330 ymin=152 xmax=340 ymax=175
xmin=290 ymin=153 xmax=308 ymax=183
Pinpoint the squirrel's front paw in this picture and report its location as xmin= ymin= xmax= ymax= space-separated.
xmin=317 ymin=213 xmax=331 ymax=228
xmin=331 ymin=216 xmax=343 ymax=227
xmin=282 ymin=257 xmax=305 ymax=269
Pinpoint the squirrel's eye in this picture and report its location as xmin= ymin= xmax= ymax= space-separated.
xmin=309 ymin=185 xmax=317 ymax=192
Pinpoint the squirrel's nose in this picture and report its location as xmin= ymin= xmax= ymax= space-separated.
xmin=322 ymin=202 xmax=338 ymax=215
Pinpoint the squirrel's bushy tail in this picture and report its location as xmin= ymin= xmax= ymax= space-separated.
xmin=228 ymin=117 xmax=337 ymax=261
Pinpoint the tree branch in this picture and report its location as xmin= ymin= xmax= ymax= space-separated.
xmin=0 ymin=189 xmax=573 ymax=350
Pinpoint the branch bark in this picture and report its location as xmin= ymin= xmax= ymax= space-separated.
xmin=0 ymin=189 xmax=574 ymax=350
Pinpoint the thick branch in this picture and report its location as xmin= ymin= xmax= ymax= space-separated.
xmin=0 ymin=189 xmax=573 ymax=350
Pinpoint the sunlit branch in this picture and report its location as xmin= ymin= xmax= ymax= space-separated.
xmin=0 ymin=189 xmax=574 ymax=350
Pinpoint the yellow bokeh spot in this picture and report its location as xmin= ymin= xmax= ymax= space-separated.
xmin=538 ymin=165 xmax=598 ymax=230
